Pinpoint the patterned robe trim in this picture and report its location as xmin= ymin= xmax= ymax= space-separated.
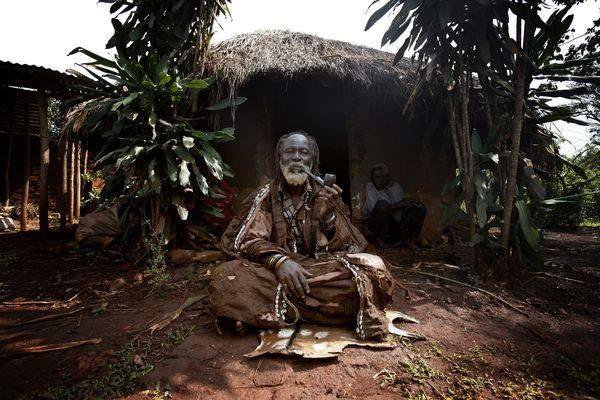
xmin=233 ymin=183 xmax=271 ymax=254
xmin=333 ymin=255 xmax=367 ymax=340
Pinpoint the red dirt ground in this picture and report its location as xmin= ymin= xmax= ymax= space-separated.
xmin=0 ymin=228 xmax=598 ymax=399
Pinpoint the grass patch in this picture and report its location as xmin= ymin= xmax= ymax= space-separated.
xmin=401 ymin=355 xmax=440 ymax=384
xmin=144 ymin=231 xmax=171 ymax=293
xmin=580 ymin=219 xmax=600 ymax=228
xmin=139 ymin=382 xmax=172 ymax=399
xmin=38 ymin=324 xmax=196 ymax=400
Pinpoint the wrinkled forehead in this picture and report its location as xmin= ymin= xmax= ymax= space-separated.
xmin=281 ymin=134 xmax=310 ymax=152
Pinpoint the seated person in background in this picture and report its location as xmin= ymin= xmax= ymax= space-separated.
xmin=363 ymin=163 xmax=427 ymax=248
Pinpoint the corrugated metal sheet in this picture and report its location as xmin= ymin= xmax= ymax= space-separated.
xmin=0 ymin=60 xmax=77 ymax=99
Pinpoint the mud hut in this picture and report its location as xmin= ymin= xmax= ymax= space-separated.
xmin=206 ymin=31 xmax=454 ymax=240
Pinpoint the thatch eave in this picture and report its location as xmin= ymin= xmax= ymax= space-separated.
xmin=204 ymin=30 xmax=418 ymax=97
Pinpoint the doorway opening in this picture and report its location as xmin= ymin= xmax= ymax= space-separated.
xmin=271 ymin=77 xmax=351 ymax=203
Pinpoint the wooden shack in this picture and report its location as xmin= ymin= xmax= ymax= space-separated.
xmin=0 ymin=60 xmax=79 ymax=232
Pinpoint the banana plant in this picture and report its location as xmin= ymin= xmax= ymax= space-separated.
xmin=65 ymin=0 xmax=241 ymax=244
xmin=442 ymin=129 xmax=547 ymax=268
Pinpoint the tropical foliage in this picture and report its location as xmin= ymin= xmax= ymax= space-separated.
xmin=366 ymin=0 xmax=600 ymax=272
xmin=66 ymin=0 xmax=240 ymax=244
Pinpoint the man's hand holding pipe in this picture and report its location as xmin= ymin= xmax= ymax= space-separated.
xmin=315 ymin=184 xmax=343 ymax=220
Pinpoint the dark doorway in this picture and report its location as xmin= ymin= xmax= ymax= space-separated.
xmin=271 ymin=77 xmax=351 ymax=203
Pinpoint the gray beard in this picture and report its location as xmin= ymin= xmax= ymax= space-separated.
xmin=281 ymin=162 xmax=310 ymax=186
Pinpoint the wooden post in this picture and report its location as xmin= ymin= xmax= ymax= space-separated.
xmin=82 ymin=145 xmax=88 ymax=176
xmin=21 ymin=97 xmax=31 ymax=232
xmin=38 ymin=91 xmax=50 ymax=233
xmin=3 ymin=104 xmax=14 ymax=208
xmin=67 ymin=139 xmax=74 ymax=225
xmin=74 ymin=140 xmax=81 ymax=221
xmin=60 ymin=137 xmax=68 ymax=230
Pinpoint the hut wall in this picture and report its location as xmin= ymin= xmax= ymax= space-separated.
xmin=344 ymin=90 xmax=454 ymax=240
xmin=216 ymin=82 xmax=276 ymax=205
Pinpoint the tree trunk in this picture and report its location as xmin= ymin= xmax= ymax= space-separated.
xmin=459 ymin=72 xmax=477 ymax=269
xmin=82 ymin=145 xmax=88 ymax=211
xmin=3 ymin=115 xmax=14 ymax=208
xmin=74 ymin=140 xmax=81 ymax=221
xmin=67 ymin=140 xmax=74 ymax=225
xmin=83 ymin=147 xmax=88 ymax=176
xmin=60 ymin=138 xmax=68 ymax=231
xmin=21 ymin=127 xmax=31 ymax=232
xmin=447 ymin=97 xmax=463 ymax=170
xmin=38 ymin=92 xmax=50 ymax=233
xmin=477 ymin=72 xmax=494 ymax=132
xmin=500 ymin=56 xmax=527 ymax=250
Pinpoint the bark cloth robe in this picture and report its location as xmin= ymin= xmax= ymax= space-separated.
xmin=209 ymin=181 xmax=394 ymax=340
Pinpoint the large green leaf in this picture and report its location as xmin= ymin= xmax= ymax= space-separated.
xmin=148 ymin=158 xmax=161 ymax=193
xmin=191 ymin=163 xmax=209 ymax=196
xmin=542 ymin=191 xmax=600 ymax=205
xmin=178 ymin=160 xmax=191 ymax=187
xmin=173 ymin=145 xmax=195 ymax=163
xmin=68 ymin=47 xmax=117 ymax=68
xmin=515 ymin=200 xmax=540 ymax=251
xmin=471 ymin=130 xmax=483 ymax=154
xmin=182 ymin=136 xmax=195 ymax=149
xmin=365 ymin=0 xmax=401 ymax=31
xmin=183 ymin=77 xmax=215 ymax=90
xmin=205 ymin=97 xmax=247 ymax=111
xmin=165 ymin=151 xmax=179 ymax=182
xmin=200 ymin=143 xmax=224 ymax=179
xmin=442 ymin=170 xmax=463 ymax=196
xmin=522 ymin=157 xmax=546 ymax=201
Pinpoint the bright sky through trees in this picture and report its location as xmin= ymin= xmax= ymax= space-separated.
xmin=1 ymin=0 xmax=598 ymax=155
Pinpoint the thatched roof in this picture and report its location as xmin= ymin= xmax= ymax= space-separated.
xmin=206 ymin=30 xmax=418 ymax=94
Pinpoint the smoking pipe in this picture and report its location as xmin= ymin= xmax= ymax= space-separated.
xmin=300 ymin=166 xmax=337 ymax=187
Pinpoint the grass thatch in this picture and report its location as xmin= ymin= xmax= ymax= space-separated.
xmin=206 ymin=30 xmax=418 ymax=94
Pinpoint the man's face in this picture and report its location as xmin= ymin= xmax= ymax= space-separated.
xmin=280 ymin=134 xmax=313 ymax=186
xmin=372 ymin=169 xmax=390 ymax=191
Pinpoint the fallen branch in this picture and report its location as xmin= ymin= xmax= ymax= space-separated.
xmin=6 ymin=338 xmax=101 ymax=356
xmin=3 ymin=308 xmax=86 ymax=328
xmin=0 ymin=332 xmax=31 ymax=343
xmin=1 ymin=298 xmax=80 ymax=308
xmin=148 ymin=294 xmax=206 ymax=334
xmin=414 ymin=261 xmax=461 ymax=271
xmin=530 ymin=272 xmax=584 ymax=284
xmin=393 ymin=265 xmax=528 ymax=317
xmin=2 ymin=300 xmax=58 ymax=306
xmin=393 ymin=278 xmax=413 ymax=300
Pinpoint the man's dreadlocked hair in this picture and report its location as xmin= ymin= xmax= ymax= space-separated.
xmin=274 ymin=131 xmax=320 ymax=182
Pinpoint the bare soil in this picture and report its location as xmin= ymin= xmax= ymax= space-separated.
xmin=0 ymin=228 xmax=598 ymax=399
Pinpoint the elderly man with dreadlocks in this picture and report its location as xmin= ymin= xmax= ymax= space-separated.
xmin=209 ymin=131 xmax=394 ymax=341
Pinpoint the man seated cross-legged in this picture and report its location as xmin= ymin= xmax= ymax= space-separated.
xmin=209 ymin=131 xmax=394 ymax=341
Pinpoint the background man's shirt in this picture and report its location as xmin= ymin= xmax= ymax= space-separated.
xmin=363 ymin=181 xmax=404 ymax=217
